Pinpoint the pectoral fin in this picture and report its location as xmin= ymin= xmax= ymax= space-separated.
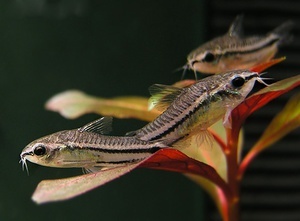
xmin=83 ymin=166 xmax=105 ymax=174
xmin=148 ymin=84 xmax=183 ymax=111
xmin=173 ymin=129 xmax=215 ymax=151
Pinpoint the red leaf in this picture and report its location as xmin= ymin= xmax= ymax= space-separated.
xmin=140 ymin=149 xmax=229 ymax=194
xmin=230 ymin=75 xmax=300 ymax=136
xmin=249 ymin=57 xmax=286 ymax=73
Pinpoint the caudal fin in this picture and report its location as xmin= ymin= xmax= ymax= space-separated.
xmin=270 ymin=20 xmax=294 ymax=45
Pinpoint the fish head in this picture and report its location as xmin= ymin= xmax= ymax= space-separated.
xmin=186 ymin=15 xmax=246 ymax=74
xmin=20 ymin=130 xmax=91 ymax=169
xmin=20 ymin=132 xmax=67 ymax=168
xmin=214 ymin=70 xmax=265 ymax=128
xmin=215 ymin=70 xmax=262 ymax=106
xmin=186 ymin=36 xmax=237 ymax=74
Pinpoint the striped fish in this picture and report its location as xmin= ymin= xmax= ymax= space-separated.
xmin=20 ymin=117 xmax=167 ymax=173
xmin=185 ymin=15 xmax=293 ymax=75
xmin=127 ymin=70 xmax=266 ymax=147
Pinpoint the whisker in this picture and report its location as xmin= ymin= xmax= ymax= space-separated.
xmin=19 ymin=158 xmax=29 ymax=175
xmin=181 ymin=65 xmax=188 ymax=80
xmin=257 ymin=77 xmax=271 ymax=86
xmin=193 ymin=69 xmax=198 ymax=80
xmin=259 ymin=72 xmax=268 ymax=76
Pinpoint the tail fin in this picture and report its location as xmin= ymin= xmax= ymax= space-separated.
xmin=270 ymin=20 xmax=294 ymax=45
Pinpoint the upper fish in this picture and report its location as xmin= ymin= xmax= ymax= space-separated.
xmin=185 ymin=15 xmax=293 ymax=75
xmin=127 ymin=70 xmax=266 ymax=147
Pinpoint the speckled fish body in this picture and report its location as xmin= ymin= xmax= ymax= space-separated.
xmin=129 ymin=70 xmax=264 ymax=144
xmin=20 ymin=117 xmax=166 ymax=172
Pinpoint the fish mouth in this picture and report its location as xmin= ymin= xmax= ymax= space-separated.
xmin=190 ymin=60 xmax=200 ymax=68
xmin=244 ymin=72 xmax=259 ymax=82
xmin=244 ymin=71 xmax=269 ymax=85
xmin=21 ymin=151 xmax=34 ymax=158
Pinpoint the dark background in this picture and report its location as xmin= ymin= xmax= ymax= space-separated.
xmin=0 ymin=1 xmax=299 ymax=221
xmin=0 ymin=1 xmax=206 ymax=221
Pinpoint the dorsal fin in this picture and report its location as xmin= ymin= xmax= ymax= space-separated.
xmin=227 ymin=14 xmax=244 ymax=37
xmin=148 ymin=84 xmax=183 ymax=111
xmin=78 ymin=117 xmax=113 ymax=134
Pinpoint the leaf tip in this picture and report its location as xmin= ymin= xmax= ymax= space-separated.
xmin=250 ymin=57 xmax=286 ymax=73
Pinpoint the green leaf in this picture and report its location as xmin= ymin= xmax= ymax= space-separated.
xmin=239 ymin=92 xmax=300 ymax=177
xmin=45 ymin=90 xmax=160 ymax=122
xmin=253 ymin=92 xmax=300 ymax=150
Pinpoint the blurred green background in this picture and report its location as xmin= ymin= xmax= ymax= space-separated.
xmin=0 ymin=1 xmax=208 ymax=220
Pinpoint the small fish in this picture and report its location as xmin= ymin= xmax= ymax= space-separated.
xmin=185 ymin=15 xmax=293 ymax=75
xmin=127 ymin=70 xmax=267 ymax=147
xmin=20 ymin=117 xmax=167 ymax=173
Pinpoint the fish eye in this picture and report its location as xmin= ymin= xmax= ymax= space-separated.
xmin=33 ymin=145 xmax=47 ymax=156
xmin=231 ymin=76 xmax=245 ymax=88
xmin=203 ymin=52 xmax=215 ymax=62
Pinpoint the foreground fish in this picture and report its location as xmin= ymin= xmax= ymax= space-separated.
xmin=20 ymin=117 xmax=167 ymax=172
xmin=185 ymin=15 xmax=293 ymax=75
xmin=128 ymin=70 xmax=266 ymax=146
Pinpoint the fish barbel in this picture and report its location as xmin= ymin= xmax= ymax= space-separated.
xmin=20 ymin=117 xmax=167 ymax=172
xmin=185 ymin=15 xmax=293 ymax=75
xmin=127 ymin=70 xmax=266 ymax=146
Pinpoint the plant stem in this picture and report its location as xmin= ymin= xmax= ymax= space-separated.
xmin=224 ymin=128 xmax=241 ymax=221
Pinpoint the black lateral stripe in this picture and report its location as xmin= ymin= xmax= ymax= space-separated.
xmin=148 ymin=87 xmax=243 ymax=141
xmin=201 ymin=38 xmax=279 ymax=62
xmin=223 ymin=38 xmax=279 ymax=56
xmin=96 ymin=159 xmax=141 ymax=164
xmin=148 ymin=96 xmax=212 ymax=141
xmin=78 ymin=146 xmax=161 ymax=154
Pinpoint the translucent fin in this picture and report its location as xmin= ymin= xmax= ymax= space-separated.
xmin=154 ymin=137 xmax=178 ymax=147
xmin=82 ymin=166 xmax=104 ymax=174
xmin=78 ymin=117 xmax=113 ymax=135
xmin=223 ymin=108 xmax=233 ymax=129
xmin=148 ymin=84 xmax=183 ymax=111
xmin=193 ymin=130 xmax=215 ymax=151
xmin=173 ymin=130 xmax=215 ymax=151
xmin=227 ymin=14 xmax=244 ymax=37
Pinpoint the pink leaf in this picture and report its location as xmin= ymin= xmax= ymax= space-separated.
xmin=32 ymin=164 xmax=140 ymax=204
xmin=32 ymin=149 xmax=229 ymax=204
